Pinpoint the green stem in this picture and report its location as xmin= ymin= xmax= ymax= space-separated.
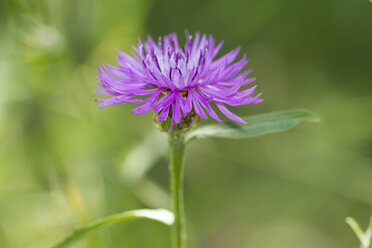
xmin=168 ymin=134 xmax=187 ymax=248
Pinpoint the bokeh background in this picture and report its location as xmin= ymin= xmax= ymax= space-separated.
xmin=1 ymin=0 xmax=372 ymax=247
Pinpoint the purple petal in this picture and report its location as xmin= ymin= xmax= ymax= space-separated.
xmin=211 ymin=46 xmax=241 ymax=69
xmin=191 ymin=32 xmax=200 ymax=55
xmin=180 ymin=92 xmax=192 ymax=115
xmin=189 ymin=90 xmax=207 ymax=119
xmin=215 ymin=102 xmax=246 ymax=124
xmin=191 ymin=90 xmax=222 ymax=122
xmin=157 ymin=105 xmax=170 ymax=121
xmin=152 ymin=91 xmax=177 ymax=113
xmin=131 ymin=89 xmax=162 ymax=114
xmin=95 ymin=32 xmax=262 ymax=122
xmin=211 ymin=40 xmax=224 ymax=59
xmin=244 ymin=93 xmax=263 ymax=104
xmin=94 ymin=90 xmax=122 ymax=96
xmin=95 ymin=95 xmax=144 ymax=108
xmin=116 ymin=49 xmax=143 ymax=68
xmin=170 ymin=33 xmax=179 ymax=50
xmin=172 ymin=95 xmax=182 ymax=123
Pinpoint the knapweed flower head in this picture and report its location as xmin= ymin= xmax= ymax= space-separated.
xmin=96 ymin=31 xmax=263 ymax=132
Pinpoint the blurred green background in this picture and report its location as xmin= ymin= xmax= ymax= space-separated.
xmin=1 ymin=0 xmax=372 ymax=247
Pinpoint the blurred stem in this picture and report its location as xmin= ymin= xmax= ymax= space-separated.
xmin=168 ymin=134 xmax=187 ymax=248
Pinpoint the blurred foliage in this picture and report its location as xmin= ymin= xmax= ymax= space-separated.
xmin=0 ymin=0 xmax=371 ymax=247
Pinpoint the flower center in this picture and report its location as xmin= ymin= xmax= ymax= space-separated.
xmin=159 ymin=88 xmax=188 ymax=98
xmin=152 ymin=109 xmax=200 ymax=134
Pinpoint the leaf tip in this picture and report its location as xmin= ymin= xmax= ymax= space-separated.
xmin=295 ymin=108 xmax=321 ymax=123
xmin=345 ymin=217 xmax=353 ymax=224
xmin=309 ymin=113 xmax=321 ymax=123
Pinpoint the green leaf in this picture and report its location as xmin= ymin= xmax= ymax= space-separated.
xmin=52 ymin=209 xmax=174 ymax=248
xmin=346 ymin=217 xmax=367 ymax=247
xmin=185 ymin=109 xmax=320 ymax=143
xmin=346 ymin=215 xmax=372 ymax=248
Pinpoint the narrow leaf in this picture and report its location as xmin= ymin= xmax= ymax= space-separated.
xmin=52 ymin=209 xmax=174 ymax=248
xmin=185 ymin=108 xmax=320 ymax=143
xmin=365 ymin=214 xmax=372 ymax=248
xmin=365 ymin=215 xmax=372 ymax=245
xmin=346 ymin=217 xmax=367 ymax=247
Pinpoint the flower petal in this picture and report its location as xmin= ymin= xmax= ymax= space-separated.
xmin=215 ymin=102 xmax=246 ymax=124
xmin=153 ymin=91 xmax=176 ymax=113
xmin=96 ymin=32 xmax=262 ymax=123
xmin=172 ymin=95 xmax=182 ymax=123
xmin=190 ymin=90 xmax=222 ymax=122
xmin=189 ymin=91 xmax=207 ymax=119
xmin=131 ymin=89 xmax=162 ymax=114
xmin=157 ymin=105 xmax=170 ymax=121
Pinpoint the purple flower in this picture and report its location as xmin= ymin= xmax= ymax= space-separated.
xmin=95 ymin=31 xmax=262 ymax=131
